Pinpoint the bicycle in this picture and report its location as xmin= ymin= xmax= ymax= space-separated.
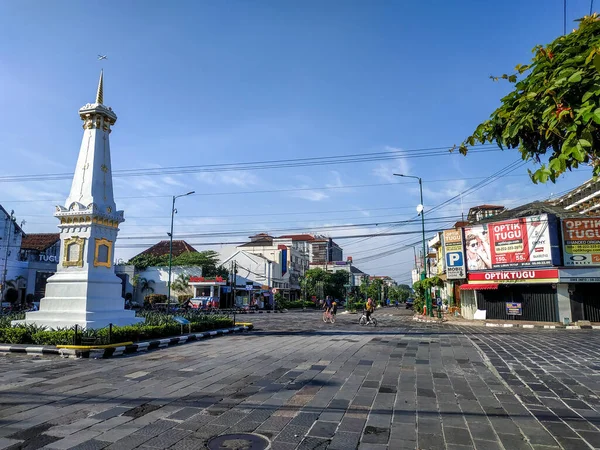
xmin=322 ymin=309 xmax=335 ymax=324
xmin=358 ymin=310 xmax=377 ymax=326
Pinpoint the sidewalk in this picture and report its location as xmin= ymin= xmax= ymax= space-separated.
xmin=413 ymin=312 xmax=599 ymax=329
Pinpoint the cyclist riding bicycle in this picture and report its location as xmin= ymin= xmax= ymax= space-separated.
xmin=365 ymin=297 xmax=375 ymax=324
xmin=323 ymin=296 xmax=333 ymax=312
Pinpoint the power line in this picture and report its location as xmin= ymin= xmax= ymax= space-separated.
xmin=116 ymin=215 xmax=462 ymax=240
xmin=0 ymin=145 xmax=499 ymax=184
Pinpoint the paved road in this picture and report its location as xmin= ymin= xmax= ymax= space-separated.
xmin=1 ymin=309 xmax=600 ymax=449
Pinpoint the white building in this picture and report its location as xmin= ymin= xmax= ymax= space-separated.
xmin=222 ymin=250 xmax=280 ymax=289
xmin=0 ymin=206 xmax=25 ymax=297
xmin=235 ymin=233 xmax=308 ymax=299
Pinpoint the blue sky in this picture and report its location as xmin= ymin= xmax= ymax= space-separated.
xmin=0 ymin=0 xmax=595 ymax=283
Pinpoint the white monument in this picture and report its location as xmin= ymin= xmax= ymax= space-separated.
xmin=14 ymin=71 xmax=143 ymax=329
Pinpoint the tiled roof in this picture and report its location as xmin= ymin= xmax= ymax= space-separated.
xmin=350 ymin=266 xmax=367 ymax=275
xmin=277 ymin=234 xmax=316 ymax=241
xmin=477 ymin=201 xmax=572 ymax=223
xmin=469 ymin=204 xmax=505 ymax=210
xmin=453 ymin=221 xmax=470 ymax=228
xmin=134 ymin=240 xmax=198 ymax=258
xmin=238 ymin=239 xmax=274 ymax=247
xmin=20 ymin=233 xmax=60 ymax=251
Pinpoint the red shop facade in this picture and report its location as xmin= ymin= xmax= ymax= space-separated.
xmin=461 ymin=268 xmax=560 ymax=322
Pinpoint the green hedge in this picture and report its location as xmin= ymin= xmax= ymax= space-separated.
xmin=0 ymin=314 xmax=234 ymax=346
xmin=278 ymin=300 xmax=314 ymax=309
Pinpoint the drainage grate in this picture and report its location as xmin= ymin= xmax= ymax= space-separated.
xmin=207 ymin=433 xmax=270 ymax=450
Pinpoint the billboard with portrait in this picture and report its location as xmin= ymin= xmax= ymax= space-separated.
xmin=464 ymin=214 xmax=558 ymax=270
xmin=562 ymin=218 xmax=600 ymax=266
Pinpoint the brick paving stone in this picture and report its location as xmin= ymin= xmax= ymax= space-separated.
xmin=269 ymin=443 xmax=297 ymax=450
xmin=298 ymin=436 xmax=330 ymax=449
xmin=141 ymin=428 xmax=191 ymax=448
xmin=308 ymin=421 xmax=338 ymax=438
xmin=443 ymin=426 xmax=473 ymax=446
xmin=328 ymin=431 xmax=360 ymax=449
xmin=274 ymin=424 xmax=308 ymax=444
xmin=168 ymin=437 xmax=207 ymax=450
xmin=67 ymin=439 xmax=111 ymax=450
xmin=0 ymin=438 xmax=22 ymax=449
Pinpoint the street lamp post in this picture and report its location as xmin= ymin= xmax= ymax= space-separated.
xmin=167 ymin=191 xmax=195 ymax=311
xmin=393 ymin=174 xmax=432 ymax=317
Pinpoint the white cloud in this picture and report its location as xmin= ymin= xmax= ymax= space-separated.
xmin=372 ymin=146 xmax=410 ymax=182
xmin=290 ymin=189 xmax=329 ymax=202
xmin=195 ymin=170 xmax=259 ymax=188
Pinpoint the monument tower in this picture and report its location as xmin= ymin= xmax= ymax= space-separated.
xmin=15 ymin=72 xmax=143 ymax=329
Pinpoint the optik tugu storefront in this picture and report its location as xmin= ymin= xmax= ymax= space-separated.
xmin=461 ymin=267 xmax=600 ymax=323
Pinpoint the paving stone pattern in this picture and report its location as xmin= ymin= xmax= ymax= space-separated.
xmin=0 ymin=310 xmax=598 ymax=449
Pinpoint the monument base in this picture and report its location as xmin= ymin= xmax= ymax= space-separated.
xmin=12 ymin=310 xmax=144 ymax=330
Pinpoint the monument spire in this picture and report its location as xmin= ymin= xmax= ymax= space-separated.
xmin=14 ymin=71 xmax=142 ymax=330
xmin=96 ymin=69 xmax=104 ymax=104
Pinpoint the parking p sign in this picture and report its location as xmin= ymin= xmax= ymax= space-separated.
xmin=443 ymin=229 xmax=466 ymax=279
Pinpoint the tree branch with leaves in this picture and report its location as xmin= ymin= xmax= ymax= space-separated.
xmin=458 ymin=14 xmax=600 ymax=183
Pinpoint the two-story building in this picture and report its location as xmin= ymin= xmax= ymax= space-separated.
xmin=235 ymin=233 xmax=308 ymax=300
xmin=18 ymin=233 xmax=60 ymax=301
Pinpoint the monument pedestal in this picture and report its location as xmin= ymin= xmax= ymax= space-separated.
xmin=13 ymin=270 xmax=143 ymax=329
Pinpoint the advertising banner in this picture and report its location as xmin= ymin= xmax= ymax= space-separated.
xmin=464 ymin=214 xmax=555 ymax=270
xmin=562 ymin=218 xmax=600 ymax=266
xmin=467 ymin=268 xmax=559 ymax=284
xmin=506 ymin=302 xmax=522 ymax=315
xmin=443 ymin=229 xmax=466 ymax=279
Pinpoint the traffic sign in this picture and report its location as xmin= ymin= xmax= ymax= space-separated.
xmin=272 ymin=288 xmax=278 ymax=294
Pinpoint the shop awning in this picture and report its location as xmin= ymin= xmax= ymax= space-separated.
xmin=459 ymin=284 xmax=498 ymax=290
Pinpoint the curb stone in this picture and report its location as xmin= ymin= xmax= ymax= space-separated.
xmin=0 ymin=325 xmax=252 ymax=359
xmin=412 ymin=316 xmax=593 ymax=330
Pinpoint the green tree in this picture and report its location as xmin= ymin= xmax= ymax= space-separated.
xmin=389 ymin=285 xmax=410 ymax=303
xmin=300 ymin=268 xmax=328 ymax=298
xmin=459 ymin=15 xmax=600 ymax=183
xmin=300 ymin=268 xmax=349 ymax=301
xmin=171 ymin=273 xmax=191 ymax=295
xmin=413 ymin=276 xmax=444 ymax=314
xmin=127 ymin=250 xmax=228 ymax=277
xmin=138 ymin=277 xmax=155 ymax=297
xmin=326 ymin=271 xmax=349 ymax=300
xmin=127 ymin=254 xmax=167 ymax=270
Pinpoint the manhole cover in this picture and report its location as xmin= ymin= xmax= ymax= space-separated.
xmin=207 ymin=433 xmax=270 ymax=450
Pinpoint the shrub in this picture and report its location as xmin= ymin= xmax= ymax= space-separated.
xmin=413 ymin=297 xmax=425 ymax=315
xmin=0 ymin=327 xmax=31 ymax=344
xmin=31 ymin=330 xmax=75 ymax=346
xmin=178 ymin=294 xmax=193 ymax=304
xmin=144 ymin=294 xmax=167 ymax=305
xmin=0 ymin=313 xmax=235 ymax=345
xmin=0 ymin=312 xmax=24 ymax=328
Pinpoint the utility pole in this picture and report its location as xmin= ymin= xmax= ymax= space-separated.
xmin=233 ymin=261 xmax=237 ymax=307
xmin=166 ymin=191 xmax=194 ymax=312
xmin=394 ymin=174 xmax=432 ymax=317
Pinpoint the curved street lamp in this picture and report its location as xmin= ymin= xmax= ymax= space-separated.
xmin=393 ymin=174 xmax=432 ymax=317
xmin=167 ymin=191 xmax=195 ymax=310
